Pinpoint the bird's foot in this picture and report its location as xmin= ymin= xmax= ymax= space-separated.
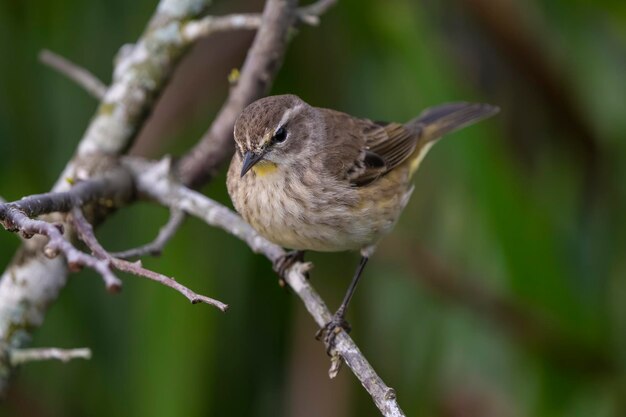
xmin=273 ymin=250 xmax=306 ymax=287
xmin=316 ymin=312 xmax=351 ymax=355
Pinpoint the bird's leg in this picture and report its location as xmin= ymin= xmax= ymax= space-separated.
xmin=273 ymin=250 xmax=307 ymax=287
xmin=316 ymin=256 xmax=369 ymax=354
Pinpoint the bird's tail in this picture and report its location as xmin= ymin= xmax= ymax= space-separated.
xmin=408 ymin=102 xmax=500 ymax=144
xmin=405 ymin=102 xmax=499 ymax=178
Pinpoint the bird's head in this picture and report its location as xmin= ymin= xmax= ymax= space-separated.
xmin=233 ymin=94 xmax=322 ymax=177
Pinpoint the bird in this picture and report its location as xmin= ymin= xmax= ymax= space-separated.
xmin=226 ymin=94 xmax=499 ymax=348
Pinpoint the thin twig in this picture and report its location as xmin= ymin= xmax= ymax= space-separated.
xmin=39 ymin=49 xmax=107 ymax=99
xmin=181 ymin=0 xmax=337 ymax=42
xmin=111 ymin=209 xmax=185 ymax=259
xmin=128 ymin=157 xmax=406 ymax=417
xmin=10 ymin=348 xmax=92 ymax=366
xmin=0 ymin=204 xmax=123 ymax=292
xmin=71 ymin=207 xmax=227 ymax=311
xmin=182 ymin=14 xmax=263 ymax=42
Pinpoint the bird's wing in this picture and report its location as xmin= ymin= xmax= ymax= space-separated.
xmin=347 ymin=120 xmax=420 ymax=186
xmin=319 ymin=108 xmax=421 ymax=186
xmin=322 ymin=103 xmax=499 ymax=187
xmin=365 ymin=122 xmax=420 ymax=170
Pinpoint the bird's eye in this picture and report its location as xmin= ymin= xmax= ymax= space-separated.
xmin=272 ymin=126 xmax=287 ymax=143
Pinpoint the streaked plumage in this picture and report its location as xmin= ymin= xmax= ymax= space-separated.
xmin=226 ymin=94 xmax=498 ymax=345
xmin=227 ymin=94 xmax=498 ymax=255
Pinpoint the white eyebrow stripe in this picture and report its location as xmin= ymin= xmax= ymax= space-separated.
xmin=277 ymin=104 xmax=304 ymax=131
xmin=245 ymin=130 xmax=252 ymax=150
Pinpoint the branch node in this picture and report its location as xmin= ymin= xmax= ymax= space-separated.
xmin=385 ymin=388 xmax=397 ymax=400
xmin=43 ymin=245 xmax=60 ymax=259
xmin=20 ymin=230 xmax=34 ymax=240
xmin=53 ymin=223 xmax=65 ymax=235
xmin=67 ymin=261 xmax=84 ymax=273
xmin=328 ymin=353 xmax=343 ymax=379
xmin=107 ymin=281 xmax=122 ymax=294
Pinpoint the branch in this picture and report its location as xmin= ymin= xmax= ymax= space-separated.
xmin=127 ymin=158 xmax=406 ymax=417
xmin=67 ymin=2 xmax=213 ymax=161
xmin=178 ymin=0 xmax=338 ymax=187
xmin=0 ymin=205 xmax=122 ymax=292
xmin=70 ymin=207 xmax=227 ymax=311
xmin=39 ymin=49 xmax=107 ymax=99
xmin=0 ymin=169 xmax=135 ymax=292
xmin=111 ymin=209 xmax=185 ymax=259
xmin=0 ymin=0 xmax=337 ymax=400
xmin=0 ymin=0 xmax=213 ymax=396
xmin=10 ymin=348 xmax=91 ymax=366
xmin=182 ymin=13 xmax=263 ymax=42
xmin=181 ymin=0 xmax=338 ymax=42
xmin=0 ymin=168 xmax=133 ymax=221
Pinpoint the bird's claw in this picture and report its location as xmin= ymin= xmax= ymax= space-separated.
xmin=316 ymin=313 xmax=351 ymax=355
xmin=273 ymin=250 xmax=306 ymax=286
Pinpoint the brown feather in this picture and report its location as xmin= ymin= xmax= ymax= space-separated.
xmin=319 ymin=102 xmax=499 ymax=187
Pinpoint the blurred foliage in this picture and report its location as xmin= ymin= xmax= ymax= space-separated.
xmin=1 ymin=0 xmax=626 ymax=416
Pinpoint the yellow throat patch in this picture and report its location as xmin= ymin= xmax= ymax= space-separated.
xmin=252 ymin=160 xmax=278 ymax=177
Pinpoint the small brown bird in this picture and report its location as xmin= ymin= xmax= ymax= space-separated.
xmin=227 ymin=94 xmax=498 ymax=346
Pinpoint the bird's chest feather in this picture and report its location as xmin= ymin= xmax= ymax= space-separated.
xmin=231 ymin=165 xmax=361 ymax=250
xmin=228 ymin=158 xmax=405 ymax=252
xmin=237 ymin=168 xmax=312 ymax=247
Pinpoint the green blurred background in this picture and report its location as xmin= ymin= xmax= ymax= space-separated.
xmin=1 ymin=0 xmax=626 ymax=416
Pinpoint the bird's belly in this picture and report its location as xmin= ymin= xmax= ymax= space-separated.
xmin=235 ymin=175 xmax=406 ymax=252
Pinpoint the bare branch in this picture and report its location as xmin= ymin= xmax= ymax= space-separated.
xmin=0 ymin=169 xmax=135 ymax=292
xmin=1 ymin=207 xmax=122 ymax=291
xmin=10 ymin=347 xmax=92 ymax=366
xmin=181 ymin=0 xmax=338 ymax=43
xmin=111 ymin=209 xmax=185 ymax=259
xmin=39 ymin=49 xmax=107 ymax=99
xmin=0 ymin=0 xmax=213 ymax=396
xmin=178 ymin=0 xmax=337 ymax=187
xmin=0 ymin=0 xmax=336 ymax=400
xmin=182 ymin=14 xmax=263 ymax=42
xmin=71 ymin=207 xmax=227 ymax=311
xmin=0 ymin=167 xmax=134 ymax=221
xmin=127 ymin=157 xmax=406 ymax=417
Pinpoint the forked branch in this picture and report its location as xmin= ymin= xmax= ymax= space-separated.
xmin=111 ymin=209 xmax=185 ymax=259
xmin=0 ymin=169 xmax=226 ymax=311
xmin=71 ymin=207 xmax=226 ymax=310
xmin=128 ymin=157 xmax=406 ymax=417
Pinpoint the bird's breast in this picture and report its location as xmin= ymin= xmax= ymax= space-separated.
xmin=227 ymin=157 xmax=411 ymax=252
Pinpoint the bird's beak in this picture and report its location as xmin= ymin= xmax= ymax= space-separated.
xmin=240 ymin=151 xmax=265 ymax=177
